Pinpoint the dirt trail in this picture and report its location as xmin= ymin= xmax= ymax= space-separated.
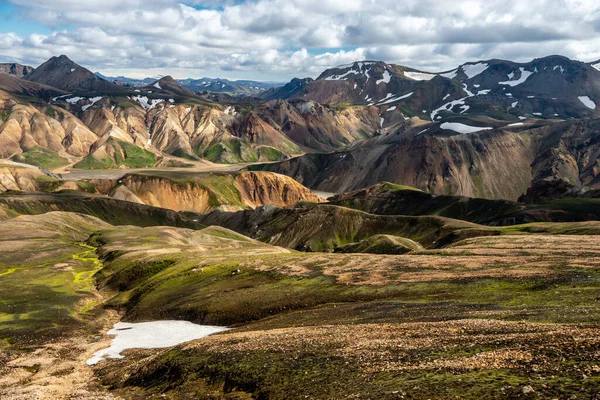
xmin=0 ymin=311 xmax=122 ymax=399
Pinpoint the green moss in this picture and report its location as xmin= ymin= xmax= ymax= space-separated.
xmin=11 ymin=147 xmax=69 ymax=169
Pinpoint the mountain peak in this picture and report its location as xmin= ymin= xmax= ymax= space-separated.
xmin=25 ymin=55 xmax=122 ymax=93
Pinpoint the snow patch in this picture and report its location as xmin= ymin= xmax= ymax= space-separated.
xmin=461 ymin=63 xmax=489 ymax=79
xmin=553 ymin=65 xmax=565 ymax=74
xmin=153 ymin=82 xmax=162 ymax=89
xmin=442 ymin=94 xmax=450 ymax=100
xmin=578 ymin=96 xmax=596 ymax=109
xmin=130 ymin=96 xmax=165 ymax=110
xmin=507 ymin=122 xmax=524 ymax=127
xmin=533 ymin=112 xmax=542 ymax=116
xmin=386 ymin=106 xmax=396 ymax=112
xmin=440 ymin=122 xmax=492 ymax=134
xmin=65 ymin=96 xmax=84 ymax=105
xmin=87 ymin=321 xmax=228 ymax=365
xmin=511 ymin=101 xmax=519 ymax=108
xmin=376 ymin=70 xmax=391 ymax=85
xmin=477 ymin=89 xmax=491 ymax=95
xmin=592 ymin=63 xmax=600 ymax=72
xmin=377 ymin=91 xmax=413 ymax=105
xmin=81 ymin=96 xmax=102 ymax=112
xmin=439 ymin=69 xmax=458 ymax=79
xmin=404 ymin=71 xmax=436 ymax=81
xmin=499 ymin=67 xmax=534 ymax=87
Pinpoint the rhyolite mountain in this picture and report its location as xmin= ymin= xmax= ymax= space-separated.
xmin=0 ymin=62 xmax=34 ymax=78
xmin=251 ymin=116 xmax=600 ymax=201
xmin=266 ymin=55 xmax=600 ymax=122
xmin=25 ymin=55 xmax=123 ymax=93
xmin=0 ymin=55 xmax=381 ymax=168
xmin=2 ymin=53 xmax=600 ymax=202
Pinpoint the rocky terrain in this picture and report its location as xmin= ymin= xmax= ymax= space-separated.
xmin=2 ymin=51 xmax=600 ymax=400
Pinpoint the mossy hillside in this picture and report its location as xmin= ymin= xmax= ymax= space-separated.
xmin=122 ymin=171 xmax=245 ymax=210
xmin=11 ymin=146 xmax=69 ymax=169
xmin=0 ymin=213 xmax=111 ymax=347
xmin=73 ymin=138 xmax=156 ymax=170
xmin=0 ymin=191 xmax=207 ymax=229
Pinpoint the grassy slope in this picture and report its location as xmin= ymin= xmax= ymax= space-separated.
xmin=2 ymin=210 xmax=600 ymax=398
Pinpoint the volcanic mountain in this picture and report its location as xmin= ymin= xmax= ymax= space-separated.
xmin=144 ymin=76 xmax=198 ymax=98
xmin=266 ymin=55 xmax=600 ymax=122
xmin=0 ymin=63 xmax=34 ymax=78
xmin=25 ymin=55 xmax=123 ymax=93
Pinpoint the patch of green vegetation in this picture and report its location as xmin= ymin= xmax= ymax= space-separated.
xmin=45 ymin=108 xmax=56 ymax=118
xmin=380 ymin=181 xmax=423 ymax=192
xmin=11 ymin=147 xmax=69 ymax=169
xmin=257 ymin=146 xmax=284 ymax=161
xmin=0 ymin=109 xmax=10 ymax=121
xmin=332 ymin=102 xmax=352 ymax=111
xmin=73 ymin=155 xmax=113 ymax=170
xmin=73 ymin=139 xmax=156 ymax=170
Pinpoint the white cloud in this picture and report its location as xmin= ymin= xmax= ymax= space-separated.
xmin=1 ymin=0 xmax=600 ymax=80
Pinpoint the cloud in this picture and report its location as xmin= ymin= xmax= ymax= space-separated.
xmin=0 ymin=0 xmax=600 ymax=80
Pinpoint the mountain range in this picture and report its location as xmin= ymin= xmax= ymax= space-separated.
xmin=1 ymin=54 xmax=599 ymax=201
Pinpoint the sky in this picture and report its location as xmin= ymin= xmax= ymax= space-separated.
xmin=1 ymin=0 xmax=600 ymax=81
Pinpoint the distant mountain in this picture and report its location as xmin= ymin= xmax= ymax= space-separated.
xmin=260 ymin=78 xmax=314 ymax=101
xmin=0 ymin=73 xmax=66 ymax=100
xmin=0 ymin=63 xmax=34 ymax=78
xmin=251 ymin=116 xmax=600 ymax=201
xmin=26 ymin=55 xmax=123 ymax=93
xmin=266 ymin=55 xmax=600 ymax=121
xmin=96 ymin=73 xmax=282 ymax=96
xmin=144 ymin=76 xmax=197 ymax=98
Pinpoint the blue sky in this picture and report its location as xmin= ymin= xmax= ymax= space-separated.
xmin=0 ymin=0 xmax=600 ymax=81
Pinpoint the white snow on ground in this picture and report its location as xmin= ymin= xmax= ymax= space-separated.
xmin=376 ymin=70 xmax=391 ymax=84
xmin=52 ymin=94 xmax=71 ymax=101
xmin=380 ymin=117 xmax=385 ymax=127
xmin=578 ymin=95 xmax=596 ymax=109
xmin=324 ymin=68 xmax=360 ymax=81
xmin=377 ymin=91 xmax=413 ymax=105
xmin=512 ymin=101 xmax=519 ymax=108
xmin=461 ymin=63 xmax=489 ymax=79
xmin=416 ymin=128 xmax=429 ymax=135
xmin=386 ymin=106 xmax=396 ymax=112
xmin=134 ymin=89 xmax=140 ymax=92
xmin=185 ymin=107 xmax=192 ymax=114
xmin=519 ymin=116 xmax=527 ymax=120
xmin=154 ymin=82 xmax=162 ymax=89
xmin=473 ymin=84 xmax=480 ymax=88
xmin=86 ymin=321 xmax=229 ymax=365
xmin=507 ymin=122 xmax=524 ymax=126
xmin=440 ymin=122 xmax=492 ymax=134
xmin=70 ymin=68 xmax=75 ymax=72
xmin=130 ymin=95 xmax=165 ymax=110
xmin=499 ymin=67 xmax=534 ymax=87
xmin=442 ymin=94 xmax=450 ymax=100
xmin=353 ymin=83 xmax=357 ymax=90
xmin=527 ymin=96 xmax=535 ymax=98
xmin=81 ymin=96 xmax=102 ymax=111
xmin=66 ymin=97 xmax=84 ymax=104
xmin=553 ymin=65 xmax=565 ymax=74
xmin=462 ymin=84 xmax=474 ymax=97
xmin=378 ymin=93 xmax=395 ymax=103
xmin=477 ymin=89 xmax=491 ymax=95
xmin=439 ymin=69 xmax=458 ymax=79
xmin=168 ymin=99 xmax=175 ymax=103
xmin=533 ymin=112 xmax=542 ymax=116
xmin=404 ymin=71 xmax=436 ymax=81
xmin=507 ymin=71 xmax=515 ymax=80
xmin=506 ymin=93 xmax=513 ymax=97
xmin=592 ymin=63 xmax=600 ymax=72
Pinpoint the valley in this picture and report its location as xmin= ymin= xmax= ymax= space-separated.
xmin=1 ymin=50 xmax=600 ymax=399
